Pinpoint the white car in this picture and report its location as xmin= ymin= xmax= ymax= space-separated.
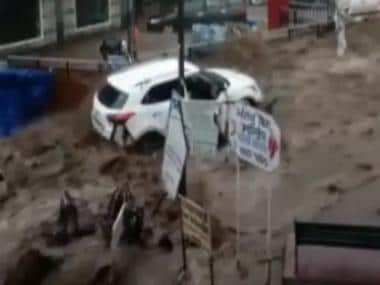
xmin=91 ymin=58 xmax=263 ymax=148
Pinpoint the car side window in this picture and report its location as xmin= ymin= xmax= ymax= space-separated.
xmin=142 ymin=80 xmax=178 ymax=104
xmin=185 ymin=74 xmax=215 ymax=100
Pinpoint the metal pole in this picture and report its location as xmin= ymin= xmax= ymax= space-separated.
xmin=208 ymin=212 xmax=215 ymax=285
xmin=209 ymin=254 xmax=215 ymax=285
xmin=177 ymin=1 xmax=188 ymax=276
xmin=127 ymin=0 xmax=134 ymax=55
xmin=265 ymin=187 xmax=273 ymax=285
xmin=178 ymin=0 xmax=185 ymax=83
xmin=177 ymin=3 xmax=189 ymax=263
xmin=235 ymin=155 xmax=241 ymax=269
xmin=180 ymin=201 xmax=188 ymax=271
xmin=177 ymin=0 xmax=188 ymax=222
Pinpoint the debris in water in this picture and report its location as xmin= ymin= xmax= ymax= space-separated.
xmin=326 ymin=183 xmax=345 ymax=194
xmin=151 ymin=174 xmax=160 ymax=184
xmin=236 ymin=261 xmax=249 ymax=280
xmin=0 ymin=173 xmax=15 ymax=206
xmin=158 ymin=233 xmax=174 ymax=253
xmin=88 ymin=264 xmax=120 ymax=285
xmin=361 ymin=128 xmax=374 ymax=137
xmin=44 ymin=191 xmax=96 ymax=246
xmin=356 ymin=163 xmax=373 ymax=171
xmin=4 ymin=249 xmax=61 ymax=285
xmin=99 ymin=156 xmax=126 ymax=176
xmin=306 ymin=121 xmax=322 ymax=128
xmin=58 ymin=191 xmax=79 ymax=236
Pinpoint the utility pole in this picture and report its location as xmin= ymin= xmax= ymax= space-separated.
xmin=127 ymin=0 xmax=135 ymax=56
xmin=178 ymin=0 xmax=187 ymax=197
xmin=178 ymin=0 xmax=185 ymax=83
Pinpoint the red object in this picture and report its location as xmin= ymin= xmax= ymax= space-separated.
xmin=107 ymin=112 xmax=135 ymax=123
xmin=267 ymin=0 xmax=289 ymax=29
xmin=268 ymin=135 xmax=278 ymax=159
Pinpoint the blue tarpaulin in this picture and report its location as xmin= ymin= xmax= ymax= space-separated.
xmin=0 ymin=68 xmax=53 ymax=137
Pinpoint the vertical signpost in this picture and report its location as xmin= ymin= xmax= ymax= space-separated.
xmin=266 ymin=179 xmax=273 ymax=285
xmin=230 ymin=102 xmax=281 ymax=284
xmin=177 ymin=0 xmax=189 ymax=275
xmin=235 ymin=154 xmax=241 ymax=268
xmin=162 ymin=94 xmax=189 ymax=275
xmin=163 ymin=0 xmax=187 ymax=269
xmin=162 ymin=96 xmax=216 ymax=284
xmin=178 ymin=0 xmax=185 ymax=86
xmin=162 ymin=95 xmax=188 ymax=200
xmin=163 ymin=1 xmax=217 ymax=283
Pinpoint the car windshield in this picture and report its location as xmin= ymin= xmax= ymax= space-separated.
xmin=98 ymin=84 xmax=128 ymax=109
xmin=200 ymin=70 xmax=229 ymax=93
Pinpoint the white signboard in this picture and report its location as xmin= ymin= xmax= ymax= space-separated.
xmin=182 ymin=100 xmax=219 ymax=156
xmin=230 ymin=103 xmax=281 ymax=172
xmin=162 ymin=95 xmax=188 ymax=199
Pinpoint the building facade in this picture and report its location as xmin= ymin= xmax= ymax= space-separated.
xmin=0 ymin=0 xmax=122 ymax=53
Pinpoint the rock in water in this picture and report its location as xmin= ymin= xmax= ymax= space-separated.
xmin=4 ymin=249 xmax=61 ymax=285
xmin=0 ymin=173 xmax=15 ymax=207
xmin=158 ymin=234 xmax=174 ymax=253
xmin=88 ymin=264 xmax=120 ymax=285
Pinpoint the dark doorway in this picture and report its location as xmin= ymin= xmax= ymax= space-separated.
xmin=76 ymin=0 xmax=109 ymax=27
xmin=0 ymin=0 xmax=40 ymax=45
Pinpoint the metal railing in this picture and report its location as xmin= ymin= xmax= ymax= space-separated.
xmin=6 ymin=55 xmax=106 ymax=73
xmin=288 ymin=0 xmax=335 ymax=38
xmin=5 ymin=25 xmax=288 ymax=74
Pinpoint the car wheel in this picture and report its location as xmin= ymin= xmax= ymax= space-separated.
xmin=136 ymin=132 xmax=165 ymax=155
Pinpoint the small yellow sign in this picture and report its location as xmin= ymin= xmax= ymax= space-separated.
xmin=180 ymin=195 xmax=212 ymax=252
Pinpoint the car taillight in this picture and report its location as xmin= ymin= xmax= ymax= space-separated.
xmin=107 ymin=112 xmax=135 ymax=123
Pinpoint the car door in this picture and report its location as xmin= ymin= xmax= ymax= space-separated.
xmin=183 ymin=73 xmax=225 ymax=143
xmin=184 ymin=73 xmax=230 ymax=139
xmin=132 ymin=79 xmax=179 ymax=139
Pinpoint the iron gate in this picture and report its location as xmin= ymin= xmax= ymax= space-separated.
xmin=288 ymin=0 xmax=335 ymax=38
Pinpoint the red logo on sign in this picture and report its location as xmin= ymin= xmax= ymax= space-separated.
xmin=268 ymin=135 xmax=278 ymax=159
